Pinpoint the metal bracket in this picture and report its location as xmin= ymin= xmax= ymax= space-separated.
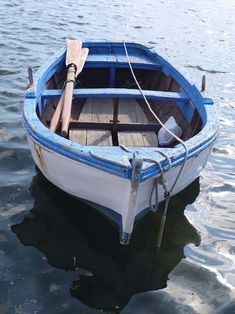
xmin=120 ymin=232 xmax=131 ymax=245
xmin=131 ymin=154 xmax=143 ymax=189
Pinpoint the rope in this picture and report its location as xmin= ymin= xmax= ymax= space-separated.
xmin=123 ymin=41 xmax=189 ymax=247
xmin=123 ymin=41 xmax=189 ymax=196
xmin=119 ymin=145 xmax=169 ymax=212
xmin=63 ymin=79 xmax=76 ymax=89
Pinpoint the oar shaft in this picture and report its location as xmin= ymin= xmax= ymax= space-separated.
xmin=50 ymin=91 xmax=65 ymax=132
xmin=61 ymin=65 xmax=76 ymax=137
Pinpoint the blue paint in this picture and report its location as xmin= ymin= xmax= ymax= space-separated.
xmin=40 ymin=88 xmax=190 ymax=102
xmin=83 ymin=197 xmax=160 ymax=236
xmin=23 ymin=41 xmax=219 ymax=184
xmin=177 ymin=100 xmax=194 ymax=123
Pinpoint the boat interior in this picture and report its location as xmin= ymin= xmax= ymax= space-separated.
xmin=40 ymin=53 xmax=203 ymax=148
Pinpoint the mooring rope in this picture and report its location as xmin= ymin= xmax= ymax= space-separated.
xmin=123 ymin=41 xmax=189 ymax=246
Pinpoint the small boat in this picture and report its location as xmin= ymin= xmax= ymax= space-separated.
xmin=23 ymin=40 xmax=219 ymax=244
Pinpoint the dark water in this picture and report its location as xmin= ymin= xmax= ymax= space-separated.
xmin=0 ymin=0 xmax=235 ymax=313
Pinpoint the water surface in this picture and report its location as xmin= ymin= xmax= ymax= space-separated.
xmin=0 ymin=0 xmax=235 ymax=313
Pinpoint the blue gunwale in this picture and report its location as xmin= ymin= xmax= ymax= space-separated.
xmin=23 ymin=41 xmax=219 ymax=183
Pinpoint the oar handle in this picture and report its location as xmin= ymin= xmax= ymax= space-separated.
xmin=61 ymin=65 xmax=76 ymax=137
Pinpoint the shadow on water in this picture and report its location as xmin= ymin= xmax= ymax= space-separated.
xmin=11 ymin=172 xmax=201 ymax=312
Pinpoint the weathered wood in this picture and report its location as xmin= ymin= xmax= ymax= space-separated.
xmin=118 ymin=99 xmax=144 ymax=146
xmin=87 ymin=130 xmax=112 ymax=146
xmin=50 ymin=92 xmax=65 ymax=132
xmin=91 ymin=98 xmax=113 ymax=123
xmin=165 ymin=76 xmax=173 ymax=91
xmin=135 ymin=102 xmax=158 ymax=147
xmin=170 ymin=80 xmax=180 ymax=92
xmin=69 ymin=98 xmax=159 ymax=147
xmin=41 ymin=101 xmax=56 ymax=126
xmin=69 ymin=98 xmax=113 ymax=146
xmin=69 ymin=121 xmax=160 ymax=131
xmin=77 ymin=48 xmax=89 ymax=75
xmin=112 ymin=98 xmax=119 ymax=132
xmin=69 ymin=129 xmax=87 ymax=145
xmin=70 ymin=98 xmax=92 ymax=145
xmin=71 ymin=99 xmax=86 ymax=121
xmin=150 ymin=72 xmax=163 ymax=90
xmin=88 ymin=98 xmax=113 ymax=145
xmin=66 ymin=40 xmax=83 ymax=70
xmin=61 ymin=40 xmax=84 ymax=137
xmin=61 ymin=65 xmax=78 ymax=137
xmin=69 ymin=99 xmax=87 ymax=145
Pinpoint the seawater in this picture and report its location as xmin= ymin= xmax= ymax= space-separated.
xmin=0 ymin=0 xmax=235 ymax=313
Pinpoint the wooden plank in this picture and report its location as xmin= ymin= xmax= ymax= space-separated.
xmin=87 ymin=130 xmax=112 ymax=146
xmin=70 ymin=99 xmax=84 ymax=121
xmin=69 ymin=98 xmax=158 ymax=147
xmin=69 ymin=121 xmax=160 ymax=131
xmin=87 ymin=98 xmax=113 ymax=146
xmin=50 ymin=92 xmax=65 ymax=132
xmin=69 ymin=98 xmax=92 ymax=145
xmin=41 ymin=88 xmax=189 ymax=102
xmin=41 ymin=101 xmax=56 ymax=126
xmin=112 ymin=98 xmax=119 ymax=132
xmin=70 ymin=98 xmax=113 ymax=146
xmin=118 ymin=99 xmax=144 ymax=147
xmin=135 ymin=102 xmax=158 ymax=147
xmin=91 ymin=98 xmax=112 ymax=123
xmin=69 ymin=129 xmax=87 ymax=145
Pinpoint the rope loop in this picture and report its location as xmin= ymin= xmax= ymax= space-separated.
xmin=63 ymin=79 xmax=76 ymax=89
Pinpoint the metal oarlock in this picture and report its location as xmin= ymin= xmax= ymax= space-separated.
xmin=201 ymin=75 xmax=206 ymax=92
xmin=27 ymin=67 xmax=33 ymax=87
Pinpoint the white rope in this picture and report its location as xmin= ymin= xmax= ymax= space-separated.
xmin=123 ymin=42 xmax=191 ymax=247
xmin=123 ymin=41 xmax=189 ymax=197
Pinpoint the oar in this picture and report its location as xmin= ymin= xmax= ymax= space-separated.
xmin=76 ymin=47 xmax=89 ymax=75
xmin=61 ymin=47 xmax=89 ymax=137
xmin=50 ymin=40 xmax=81 ymax=133
xmin=50 ymin=43 xmax=89 ymax=134
xmin=50 ymin=92 xmax=65 ymax=132
xmin=60 ymin=40 xmax=82 ymax=137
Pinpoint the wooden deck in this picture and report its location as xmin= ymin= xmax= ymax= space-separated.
xmin=69 ymin=98 xmax=158 ymax=146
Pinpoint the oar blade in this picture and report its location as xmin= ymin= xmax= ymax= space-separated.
xmin=76 ymin=48 xmax=89 ymax=77
xmin=66 ymin=40 xmax=82 ymax=69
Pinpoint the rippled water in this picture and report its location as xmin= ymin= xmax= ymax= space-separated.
xmin=0 ymin=0 xmax=235 ymax=313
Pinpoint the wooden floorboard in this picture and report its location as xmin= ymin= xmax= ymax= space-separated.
xmin=69 ymin=98 xmax=158 ymax=147
xmin=70 ymin=98 xmax=113 ymax=146
xmin=135 ymin=101 xmax=158 ymax=147
xmin=87 ymin=130 xmax=112 ymax=146
xmin=41 ymin=101 xmax=56 ymax=126
xmin=118 ymin=99 xmax=158 ymax=147
xmin=118 ymin=99 xmax=144 ymax=146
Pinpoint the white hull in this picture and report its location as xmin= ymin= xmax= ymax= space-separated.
xmin=27 ymin=135 xmax=212 ymax=242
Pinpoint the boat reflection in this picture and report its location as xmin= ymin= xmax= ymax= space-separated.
xmin=12 ymin=172 xmax=201 ymax=312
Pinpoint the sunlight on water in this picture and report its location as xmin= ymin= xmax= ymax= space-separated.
xmin=0 ymin=0 xmax=235 ymax=313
